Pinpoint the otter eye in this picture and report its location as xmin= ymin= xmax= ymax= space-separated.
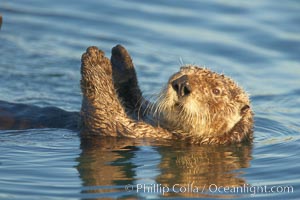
xmin=212 ymin=88 xmax=221 ymax=95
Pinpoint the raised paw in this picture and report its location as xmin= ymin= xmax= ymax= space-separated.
xmin=81 ymin=46 xmax=114 ymax=100
xmin=111 ymin=44 xmax=136 ymax=84
xmin=80 ymin=46 xmax=127 ymax=136
xmin=110 ymin=45 xmax=143 ymax=115
xmin=81 ymin=46 xmax=112 ymax=76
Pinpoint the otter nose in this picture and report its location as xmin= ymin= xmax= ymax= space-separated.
xmin=171 ymin=75 xmax=191 ymax=97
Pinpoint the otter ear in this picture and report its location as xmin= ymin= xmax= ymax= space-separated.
xmin=240 ymin=105 xmax=250 ymax=116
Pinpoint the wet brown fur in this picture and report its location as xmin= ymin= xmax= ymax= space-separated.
xmin=80 ymin=45 xmax=253 ymax=144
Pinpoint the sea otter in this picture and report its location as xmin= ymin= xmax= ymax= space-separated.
xmin=80 ymin=45 xmax=253 ymax=144
xmin=0 ymin=43 xmax=253 ymax=144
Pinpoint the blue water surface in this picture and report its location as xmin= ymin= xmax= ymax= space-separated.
xmin=0 ymin=0 xmax=300 ymax=199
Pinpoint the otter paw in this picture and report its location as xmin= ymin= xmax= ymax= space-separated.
xmin=110 ymin=45 xmax=143 ymax=114
xmin=111 ymin=44 xmax=136 ymax=84
xmin=81 ymin=46 xmax=112 ymax=76
xmin=81 ymin=46 xmax=114 ymax=99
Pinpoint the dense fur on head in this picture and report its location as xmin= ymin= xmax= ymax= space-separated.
xmin=153 ymin=66 xmax=252 ymax=138
xmin=80 ymin=45 xmax=253 ymax=144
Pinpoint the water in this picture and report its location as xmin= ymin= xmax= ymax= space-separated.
xmin=0 ymin=0 xmax=300 ymax=199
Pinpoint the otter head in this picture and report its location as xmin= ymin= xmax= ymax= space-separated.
xmin=154 ymin=65 xmax=251 ymax=137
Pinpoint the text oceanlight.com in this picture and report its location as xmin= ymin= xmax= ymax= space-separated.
xmin=125 ymin=183 xmax=293 ymax=196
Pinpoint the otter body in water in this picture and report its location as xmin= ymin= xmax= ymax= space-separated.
xmin=80 ymin=45 xmax=253 ymax=144
xmin=0 ymin=44 xmax=253 ymax=144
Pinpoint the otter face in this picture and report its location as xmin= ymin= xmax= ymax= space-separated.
xmin=155 ymin=65 xmax=251 ymax=136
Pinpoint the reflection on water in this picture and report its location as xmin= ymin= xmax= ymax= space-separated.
xmin=77 ymin=136 xmax=252 ymax=198
xmin=77 ymin=137 xmax=138 ymax=187
xmin=156 ymin=144 xmax=252 ymax=198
